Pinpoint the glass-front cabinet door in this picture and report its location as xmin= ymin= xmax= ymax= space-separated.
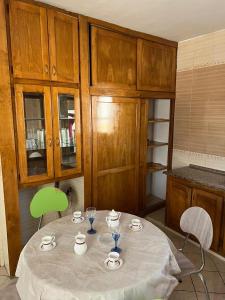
xmin=15 ymin=84 xmax=54 ymax=183
xmin=52 ymin=87 xmax=81 ymax=177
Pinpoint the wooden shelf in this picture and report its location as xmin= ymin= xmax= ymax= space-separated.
xmin=147 ymin=141 xmax=168 ymax=148
xmin=146 ymin=194 xmax=165 ymax=212
xmin=148 ymin=118 xmax=170 ymax=123
xmin=146 ymin=162 xmax=167 ymax=173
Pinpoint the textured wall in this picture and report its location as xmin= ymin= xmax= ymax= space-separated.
xmin=173 ymin=29 xmax=225 ymax=170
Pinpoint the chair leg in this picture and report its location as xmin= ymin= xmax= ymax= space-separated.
xmin=198 ymin=272 xmax=210 ymax=300
xmin=38 ymin=215 xmax=43 ymax=230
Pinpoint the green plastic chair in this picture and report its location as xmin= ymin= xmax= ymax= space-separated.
xmin=30 ymin=187 xmax=68 ymax=230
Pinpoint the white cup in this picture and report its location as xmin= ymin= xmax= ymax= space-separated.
xmin=73 ymin=211 xmax=82 ymax=220
xmin=131 ymin=218 xmax=141 ymax=228
xmin=108 ymin=252 xmax=120 ymax=268
xmin=41 ymin=235 xmax=55 ymax=250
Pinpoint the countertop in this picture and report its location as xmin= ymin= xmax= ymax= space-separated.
xmin=165 ymin=164 xmax=225 ymax=192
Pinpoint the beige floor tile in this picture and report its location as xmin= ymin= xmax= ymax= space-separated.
xmin=184 ymin=252 xmax=217 ymax=272
xmin=192 ymin=271 xmax=225 ymax=293
xmin=220 ymin=272 xmax=225 ymax=283
xmin=169 ymin=290 xmax=197 ymax=300
xmin=175 ymin=276 xmax=195 ymax=291
xmin=0 ymin=276 xmax=12 ymax=289
xmin=148 ymin=208 xmax=165 ymax=224
xmin=0 ymin=267 xmax=8 ymax=276
xmin=209 ymin=256 xmax=225 ymax=273
xmin=197 ymin=292 xmax=225 ymax=300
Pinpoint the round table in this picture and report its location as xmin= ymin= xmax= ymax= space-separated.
xmin=16 ymin=211 xmax=180 ymax=300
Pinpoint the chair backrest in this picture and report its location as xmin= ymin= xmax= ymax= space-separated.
xmin=180 ymin=206 xmax=213 ymax=250
xmin=30 ymin=187 xmax=68 ymax=218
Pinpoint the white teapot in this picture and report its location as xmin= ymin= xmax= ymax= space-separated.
xmin=74 ymin=232 xmax=87 ymax=255
xmin=106 ymin=209 xmax=121 ymax=228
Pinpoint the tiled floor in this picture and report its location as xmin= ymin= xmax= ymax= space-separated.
xmin=146 ymin=208 xmax=225 ymax=300
xmin=1 ymin=208 xmax=225 ymax=299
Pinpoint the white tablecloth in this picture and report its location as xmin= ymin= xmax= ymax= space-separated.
xmin=16 ymin=211 xmax=180 ymax=300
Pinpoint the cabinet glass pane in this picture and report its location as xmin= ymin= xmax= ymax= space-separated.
xmin=24 ymin=93 xmax=47 ymax=176
xmin=58 ymin=94 xmax=76 ymax=170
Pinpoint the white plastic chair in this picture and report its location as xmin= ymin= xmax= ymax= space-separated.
xmin=174 ymin=206 xmax=213 ymax=300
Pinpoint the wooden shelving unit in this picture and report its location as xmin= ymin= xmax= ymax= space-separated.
xmin=147 ymin=141 xmax=168 ymax=148
xmin=148 ymin=118 xmax=169 ymax=123
xmin=146 ymin=162 xmax=167 ymax=173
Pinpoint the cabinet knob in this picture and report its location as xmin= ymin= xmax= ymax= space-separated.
xmin=44 ymin=64 xmax=49 ymax=74
xmin=55 ymin=137 xmax=60 ymax=146
xmin=48 ymin=138 xmax=52 ymax=147
xmin=52 ymin=65 xmax=57 ymax=76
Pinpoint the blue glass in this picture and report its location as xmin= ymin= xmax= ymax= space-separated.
xmin=111 ymin=232 xmax=122 ymax=253
xmin=86 ymin=207 xmax=97 ymax=234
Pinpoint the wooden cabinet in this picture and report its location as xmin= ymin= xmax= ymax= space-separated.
xmin=192 ymin=188 xmax=223 ymax=250
xmin=52 ymin=87 xmax=81 ymax=177
xmin=137 ymin=39 xmax=176 ymax=92
xmin=14 ymin=84 xmax=82 ymax=184
xmin=15 ymin=84 xmax=53 ymax=183
xmin=92 ymin=96 xmax=140 ymax=213
xmin=166 ymin=177 xmax=191 ymax=231
xmin=48 ymin=10 xmax=79 ymax=83
xmin=91 ymin=26 xmax=137 ymax=89
xmin=9 ymin=1 xmax=79 ymax=83
xmin=166 ymin=176 xmax=224 ymax=251
xmin=9 ymin=0 xmax=49 ymax=80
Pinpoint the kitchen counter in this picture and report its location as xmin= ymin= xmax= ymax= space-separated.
xmin=165 ymin=164 xmax=225 ymax=193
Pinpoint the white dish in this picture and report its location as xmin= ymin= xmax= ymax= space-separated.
xmin=104 ymin=258 xmax=123 ymax=270
xmin=71 ymin=216 xmax=85 ymax=224
xmin=128 ymin=223 xmax=143 ymax=232
xmin=39 ymin=241 xmax=56 ymax=252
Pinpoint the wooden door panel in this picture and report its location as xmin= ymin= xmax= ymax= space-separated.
xmin=166 ymin=177 xmax=191 ymax=231
xmin=192 ymin=188 xmax=223 ymax=251
xmin=9 ymin=0 xmax=49 ymax=80
xmin=91 ymin=27 xmax=137 ymax=89
xmin=92 ymin=96 xmax=140 ymax=213
xmin=14 ymin=84 xmax=54 ymax=183
xmin=48 ymin=10 xmax=79 ymax=83
xmin=52 ymin=87 xmax=82 ymax=177
xmin=137 ymin=39 xmax=176 ymax=92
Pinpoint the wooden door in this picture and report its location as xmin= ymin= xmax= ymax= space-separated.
xmin=15 ymin=84 xmax=54 ymax=183
xmin=48 ymin=10 xmax=79 ymax=83
xmin=9 ymin=0 xmax=49 ymax=80
xmin=52 ymin=87 xmax=81 ymax=177
xmin=137 ymin=39 xmax=176 ymax=92
xmin=92 ymin=96 xmax=140 ymax=213
xmin=192 ymin=188 xmax=223 ymax=251
xmin=166 ymin=177 xmax=191 ymax=231
xmin=91 ymin=26 xmax=137 ymax=89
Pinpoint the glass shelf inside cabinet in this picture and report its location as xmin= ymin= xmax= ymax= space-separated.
xmin=24 ymin=93 xmax=47 ymax=176
xmin=58 ymin=94 xmax=77 ymax=170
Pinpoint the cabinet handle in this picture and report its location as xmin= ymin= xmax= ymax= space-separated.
xmin=55 ymin=137 xmax=60 ymax=146
xmin=44 ymin=64 xmax=49 ymax=74
xmin=52 ymin=65 xmax=57 ymax=76
xmin=48 ymin=138 xmax=52 ymax=147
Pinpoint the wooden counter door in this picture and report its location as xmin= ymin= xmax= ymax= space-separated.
xmin=9 ymin=0 xmax=49 ymax=80
xmin=192 ymin=188 xmax=223 ymax=251
xmin=166 ymin=177 xmax=192 ymax=231
xmin=52 ymin=87 xmax=81 ymax=177
xmin=48 ymin=10 xmax=79 ymax=83
xmin=91 ymin=26 xmax=137 ymax=89
xmin=137 ymin=39 xmax=176 ymax=92
xmin=92 ymin=96 xmax=140 ymax=213
xmin=15 ymin=84 xmax=54 ymax=184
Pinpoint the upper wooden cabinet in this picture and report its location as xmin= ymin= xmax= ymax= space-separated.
xmin=91 ymin=26 xmax=137 ymax=89
xmin=137 ymin=39 xmax=176 ymax=92
xmin=48 ymin=10 xmax=79 ymax=83
xmin=9 ymin=1 xmax=79 ymax=83
xmin=9 ymin=0 xmax=49 ymax=80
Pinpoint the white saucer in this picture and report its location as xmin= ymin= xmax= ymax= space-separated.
xmin=104 ymin=258 xmax=123 ymax=270
xmin=71 ymin=216 xmax=85 ymax=224
xmin=39 ymin=241 xmax=56 ymax=252
xmin=128 ymin=223 xmax=143 ymax=232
